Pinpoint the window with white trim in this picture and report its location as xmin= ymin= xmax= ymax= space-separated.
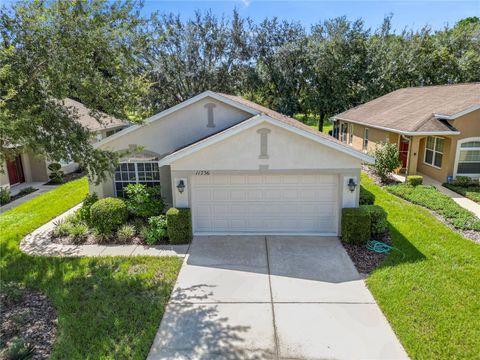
xmin=457 ymin=140 xmax=480 ymax=175
xmin=424 ymin=136 xmax=444 ymax=168
xmin=340 ymin=123 xmax=347 ymax=143
xmin=363 ymin=128 xmax=369 ymax=151
xmin=114 ymin=162 xmax=160 ymax=198
xmin=348 ymin=124 xmax=354 ymax=145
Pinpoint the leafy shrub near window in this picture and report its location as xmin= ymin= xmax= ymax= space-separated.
xmin=48 ymin=162 xmax=64 ymax=184
xmin=166 ymin=208 xmax=192 ymax=244
xmin=0 ymin=187 xmax=11 ymax=205
xmin=79 ymin=193 xmax=98 ymax=224
xmin=124 ymin=184 xmax=164 ymax=218
xmin=453 ymin=176 xmax=472 ymax=187
xmin=359 ymin=186 xmax=375 ymax=205
xmin=406 ymin=175 xmax=423 ymax=186
xmin=369 ymin=142 xmax=402 ymax=182
xmin=117 ymin=224 xmax=136 ymax=243
xmin=361 ymin=205 xmax=388 ymax=235
xmin=143 ymin=215 xmax=168 ymax=245
xmin=90 ymin=198 xmax=128 ymax=236
xmin=341 ymin=208 xmax=371 ymax=245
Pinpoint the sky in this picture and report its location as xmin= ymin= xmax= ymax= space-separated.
xmin=140 ymin=0 xmax=479 ymax=31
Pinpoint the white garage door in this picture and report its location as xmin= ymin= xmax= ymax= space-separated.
xmin=191 ymin=174 xmax=338 ymax=235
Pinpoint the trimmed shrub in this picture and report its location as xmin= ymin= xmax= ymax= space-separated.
xmin=79 ymin=193 xmax=98 ymax=224
xmin=90 ymin=198 xmax=128 ymax=236
xmin=341 ymin=208 xmax=371 ymax=245
xmin=124 ymin=184 xmax=164 ymax=218
xmin=117 ymin=224 xmax=136 ymax=243
xmin=166 ymin=208 xmax=192 ymax=244
xmin=369 ymin=142 xmax=402 ymax=182
xmin=406 ymin=175 xmax=423 ymax=186
xmin=69 ymin=223 xmax=88 ymax=244
xmin=361 ymin=205 xmax=388 ymax=235
xmin=52 ymin=219 xmax=73 ymax=238
xmin=144 ymin=215 xmax=168 ymax=245
xmin=359 ymin=186 xmax=375 ymax=205
xmin=0 ymin=187 xmax=11 ymax=205
xmin=453 ymin=176 xmax=472 ymax=187
xmin=48 ymin=162 xmax=64 ymax=184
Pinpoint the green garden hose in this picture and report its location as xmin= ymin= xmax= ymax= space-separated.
xmin=366 ymin=240 xmax=406 ymax=259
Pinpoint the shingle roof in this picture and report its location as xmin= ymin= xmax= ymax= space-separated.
xmin=334 ymin=83 xmax=480 ymax=133
xmin=63 ymin=98 xmax=127 ymax=132
xmin=216 ymin=93 xmax=346 ymax=146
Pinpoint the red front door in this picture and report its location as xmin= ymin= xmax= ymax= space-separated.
xmin=6 ymin=155 xmax=25 ymax=185
xmin=399 ymin=137 xmax=410 ymax=169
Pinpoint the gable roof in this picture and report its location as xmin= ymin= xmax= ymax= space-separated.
xmin=159 ymin=114 xmax=373 ymax=166
xmin=63 ymin=98 xmax=127 ymax=132
xmin=333 ymin=83 xmax=479 ymax=134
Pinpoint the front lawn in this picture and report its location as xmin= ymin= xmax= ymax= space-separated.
xmin=386 ymin=183 xmax=480 ymax=231
xmin=363 ymin=174 xmax=480 ymax=359
xmin=443 ymin=183 xmax=480 ymax=204
xmin=0 ymin=177 xmax=183 ymax=359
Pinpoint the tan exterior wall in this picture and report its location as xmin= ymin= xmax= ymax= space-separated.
xmin=337 ymin=120 xmax=393 ymax=153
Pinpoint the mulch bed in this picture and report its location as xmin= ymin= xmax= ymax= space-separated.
xmin=50 ymin=232 xmax=169 ymax=246
xmin=342 ymin=232 xmax=392 ymax=276
xmin=361 ymin=164 xmax=400 ymax=186
xmin=43 ymin=170 xmax=86 ymax=186
xmin=1 ymin=188 xmax=39 ymax=207
xmin=0 ymin=285 xmax=57 ymax=360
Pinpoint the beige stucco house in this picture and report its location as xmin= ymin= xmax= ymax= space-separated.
xmin=1 ymin=98 xmax=127 ymax=191
xmin=332 ymin=83 xmax=480 ymax=183
xmin=92 ymin=91 xmax=372 ymax=236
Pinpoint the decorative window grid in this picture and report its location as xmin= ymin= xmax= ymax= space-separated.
xmin=114 ymin=162 xmax=160 ymax=198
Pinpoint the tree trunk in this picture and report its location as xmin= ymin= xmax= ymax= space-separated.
xmin=318 ymin=112 xmax=326 ymax=132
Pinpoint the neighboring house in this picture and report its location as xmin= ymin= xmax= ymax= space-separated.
xmin=0 ymin=98 xmax=128 ymax=190
xmin=332 ymin=83 xmax=480 ymax=183
xmin=92 ymin=91 xmax=372 ymax=236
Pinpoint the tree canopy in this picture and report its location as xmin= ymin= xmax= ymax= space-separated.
xmin=1 ymin=0 xmax=479 ymax=181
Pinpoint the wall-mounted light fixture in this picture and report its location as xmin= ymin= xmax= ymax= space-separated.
xmin=177 ymin=179 xmax=186 ymax=194
xmin=347 ymin=178 xmax=357 ymax=192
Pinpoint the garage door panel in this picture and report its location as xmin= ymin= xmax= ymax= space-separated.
xmin=192 ymin=174 xmax=338 ymax=234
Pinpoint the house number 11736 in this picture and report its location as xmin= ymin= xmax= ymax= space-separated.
xmin=195 ymin=170 xmax=210 ymax=175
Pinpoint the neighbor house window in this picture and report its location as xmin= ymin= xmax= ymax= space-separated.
xmin=424 ymin=136 xmax=444 ymax=168
xmin=114 ymin=162 xmax=160 ymax=197
xmin=340 ymin=123 xmax=348 ymax=143
xmin=457 ymin=140 xmax=480 ymax=175
xmin=363 ymin=128 xmax=369 ymax=151
xmin=348 ymin=124 xmax=354 ymax=145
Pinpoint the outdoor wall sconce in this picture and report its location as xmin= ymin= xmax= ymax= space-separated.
xmin=347 ymin=178 xmax=357 ymax=192
xmin=177 ymin=180 xmax=186 ymax=194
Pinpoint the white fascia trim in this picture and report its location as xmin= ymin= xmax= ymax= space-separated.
xmin=94 ymin=91 xmax=260 ymax=149
xmin=159 ymin=115 xmax=373 ymax=166
xmin=331 ymin=116 xmax=461 ymax=136
xmin=434 ymin=104 xmax=480 ymax=120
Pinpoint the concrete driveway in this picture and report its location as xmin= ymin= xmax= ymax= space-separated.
xmin=148 ymin=236 xmax=408 ymax=360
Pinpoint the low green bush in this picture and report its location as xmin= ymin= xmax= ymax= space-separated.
xmin=1 ymin=282 xmax=25 ymax=306
xmin=386 ymin=184 xmax=480 ymax=231
xmin=18 ymin=186 xmax=37 ymax=197
xmin=48 ymin=162 xmax=64 ymax=184
xmin=124 ymin=184 xmax=164 ymax=218
xmin=443 ymin=183 xmax=480 ymax=204
xmin=452 ymin=176 xmax=472 ymax=187
xmin=359 ymin=186 xmax=375 ymax=205
xmin=1 ymin=336 xmax=35 ymax=360
xmin=90 ymin=197 xmax=128 ymax=236
xmin=117 ymin=224 xmax=136 ymax=243
xmin=369 ymin=142 xmax=402 ymax=182
xmin=406 ymin=175 xmax=423 ymax=186
xmin=69 ymin=223 xmax=88 ymax=243
xmin=79 ymin=193 xmax=98 ymax=224
xmin=144 ymin=215 xmax=168 ymax=245
xmin=0 ymin=187 xmax=11 ymax=205
xmin=52 ymin=219 xmax=73 ymax=237
xmin=361 ymin=204 xmax=388 ymax=235
xmin=166 ymin=208 xmax=192 ymax=244
xmin=341 ymin=207 xmax=371 ymax=245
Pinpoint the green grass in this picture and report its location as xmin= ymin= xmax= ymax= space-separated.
xmin=443 ymin=183 xmax=480 ymax=204
xmin=0 ymin=177 xmax=183 ymax=359
xmin=386 ymin=183 xmax=480 ymax=231
xmin=362 ymin=174 xmax=480 ymax=359
xmin=294 ymin=113 xmax=332 ymax=135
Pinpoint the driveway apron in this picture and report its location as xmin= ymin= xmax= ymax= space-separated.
xmin=148 ymin=236 xmax=408 ymax=360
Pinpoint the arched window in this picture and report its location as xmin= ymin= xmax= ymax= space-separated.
xmin=456 ymin=138 xmax=480 ymax=176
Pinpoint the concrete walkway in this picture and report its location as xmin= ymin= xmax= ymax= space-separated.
xmin=1 ymin=182 xmax=59 ymax=213
xmin=20 ymin=204 xmax=188 ymax=257
xmin=148 ymin=236 xmax=408 ymax=360
xmin=421 ymin=174 xmax=480 ymax=218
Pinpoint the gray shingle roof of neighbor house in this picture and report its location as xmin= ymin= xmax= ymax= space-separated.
xmin=63 ymin=98 xmax=127 ymax=132
xmin=333 ymin=83 xmax=480 ymax=133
